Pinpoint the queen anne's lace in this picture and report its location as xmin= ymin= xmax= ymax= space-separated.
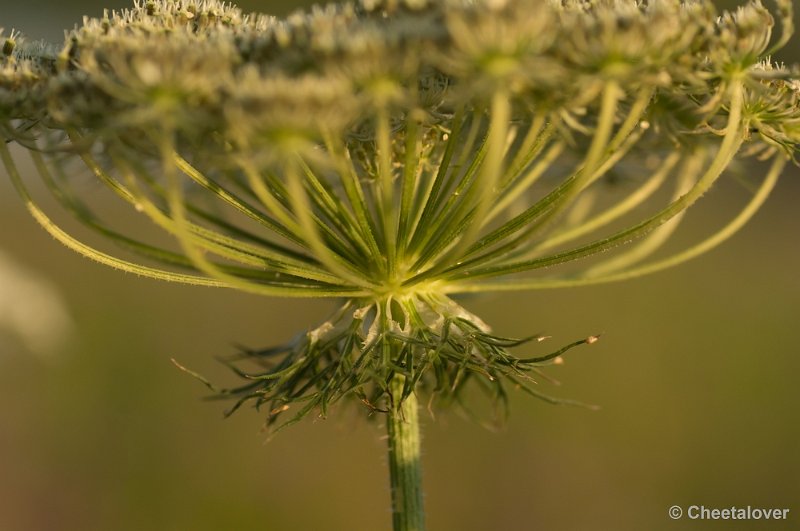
xmin=1 ymin=0 xmax=798 ymax=428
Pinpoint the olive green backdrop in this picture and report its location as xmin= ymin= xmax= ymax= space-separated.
xmin=1 ymin=1 xmax=799 ymax=530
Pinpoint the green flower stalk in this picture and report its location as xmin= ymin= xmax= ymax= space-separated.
xmin=2 ymin=0 xmax=798 ymax=529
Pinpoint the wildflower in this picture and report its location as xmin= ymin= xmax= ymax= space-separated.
xmin=2 ymin=1 xmax=798 ymax=527
xmin=2 ymin=0 xmax=798 ymax=421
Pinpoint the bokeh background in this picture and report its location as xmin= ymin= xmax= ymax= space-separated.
xmin=2 ymin=1 xmax=799 ymax=530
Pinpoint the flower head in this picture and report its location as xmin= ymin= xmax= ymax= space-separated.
xmin=2 ymin=0 xmax=798 ymax=428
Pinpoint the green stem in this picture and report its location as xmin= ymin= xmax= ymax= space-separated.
xmin=387 ymin=376 xmax=425 ymax=531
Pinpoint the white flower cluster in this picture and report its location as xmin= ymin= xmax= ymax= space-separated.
xmin=1 ymin=0 xmax=796 ymax=296
xmin=0 ymin=0 xmax=797 ymax=155
xmin=1 ymin=0 xmax=797 ymax=427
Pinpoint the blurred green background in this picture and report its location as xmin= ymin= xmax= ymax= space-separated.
xmin=2 ymin=1 xmax=799 ymax=530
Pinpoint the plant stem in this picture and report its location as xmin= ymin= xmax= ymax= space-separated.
xmin=387 ymin=375 xmax=425 ymax=531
